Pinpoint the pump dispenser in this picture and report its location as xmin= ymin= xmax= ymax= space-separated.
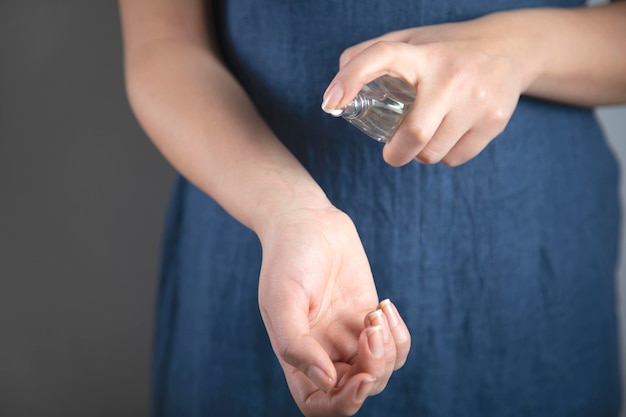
xmin=326 ymin=75 xmax=416 ymax=143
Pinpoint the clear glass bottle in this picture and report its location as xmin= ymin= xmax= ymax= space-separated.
xmin=329 ymin=75 xmax=416 ymax=143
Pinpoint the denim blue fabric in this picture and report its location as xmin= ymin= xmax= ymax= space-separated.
xmin=151 ymin=1 xmax=622 ymax=416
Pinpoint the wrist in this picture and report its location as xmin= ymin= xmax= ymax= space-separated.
xmin=251 ymin=176 xmax=334 ymax=242
xmin=478 ymin=9 xmax=548 ymax=94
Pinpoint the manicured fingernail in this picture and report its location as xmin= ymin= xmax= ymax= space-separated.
xmin=306 ymin=365 xmax=333 ymax=392
xmin=321 ymin=83 xmax=344 ymax=113
xmin=355 ymin=377 xmax=377 ymax=403
xmin=380 ymin=299 xmax=399 ymax=328
xmin=367 ymin=309 xmax=389 ymax=343
xmin=367 ymin=325 xmax=384 ymax=358
xmin=367 ymin=309 xmax=382 ymax=323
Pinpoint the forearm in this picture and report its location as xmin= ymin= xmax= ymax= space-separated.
xmin=492 ymin=3 xmax=626 ymax=106
xmin=123 ymin=40 xmax=329 ymax=236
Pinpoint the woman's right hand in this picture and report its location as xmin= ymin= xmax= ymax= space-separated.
xmin=257 ymin=203 xmax=411 ymax=416
xmin=323 ymin=4 xmax=626 ymax=168
xmin=322 ymin=14 xmax=529 ymax=168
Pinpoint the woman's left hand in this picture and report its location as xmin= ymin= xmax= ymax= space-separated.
xmin=258 ymin=204 xmax=411 ymax=416
xmin=322 ymin=14 xmax=535 ymax=167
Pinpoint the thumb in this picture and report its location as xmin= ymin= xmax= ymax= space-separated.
xmin=259 ymin=296 xmax=337 ymax=392
xmin=281 ymin=334 xmax=338 ymax=393
xmin=322 ymin=41 xmax=421 ymax=113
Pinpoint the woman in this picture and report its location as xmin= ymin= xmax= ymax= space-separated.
xmin=119 ymin=0 xmax=626 ymax=416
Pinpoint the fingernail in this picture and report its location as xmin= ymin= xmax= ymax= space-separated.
xmin=321 ymin=83 xmax=344 ymax=113
xmin=367 ymin=309 xmax=383 ymax=323
xmin=367 ymin=310 xmax=389 ymax=343
xmin=355 ymin=377 xmax=377 ymax=403
xmin=380 ymin=299 xmax=399 ymax=328
xmin=306 ymin=365 xmax=333 ymax=392
xmin=367 ymin=325 xmax=384 ymax=358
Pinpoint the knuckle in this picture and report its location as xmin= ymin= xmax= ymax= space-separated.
xmin=369 ymin=380 xmax=389 ymax=397
xmin=443 ymin=145 xmax=480 ymax=167
xmin=372 ymin=40 xmax=401 ymax=60
xmin=442 ymin=155 xmax=464 ymax=167
xmin=474 ymin=87 xmax=489 ymax=103
xmin=394 ymin=355 xmax=408 ymax=370
xmin=396 ymin=331 xmax=411 ymax=353
xmin=394 ymin=332 xmax=411 ymax=365
xmin=424 ymin=42 xmax=447 ymax=61
xmin=408 ymin=28 xmax=430 ymax=45
xmin=275 ymin=338 xmax=297 ymax=365
xmin=491 ymin=107 xmax=509 ymax=125
xmin=486 ymin=105 xmax=511 ymax=130
xmin=418 ymin=147 xmax=444 ymax=164
xmin=404 ymin=123 xmax=430 ymax=146
xmin=339 ymin=46 xmax=358 ymax=65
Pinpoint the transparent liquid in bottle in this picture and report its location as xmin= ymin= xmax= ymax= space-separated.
xmin=330 ymin=75 xmax=416 ymax=143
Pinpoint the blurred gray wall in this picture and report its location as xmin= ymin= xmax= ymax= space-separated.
xmin=0 ymin=1 xmax=624 ymax=417
xmin=0 ymin=2 xmax=173 ymax=416
xmin=599 ymin=106 xmax=626 ymax=417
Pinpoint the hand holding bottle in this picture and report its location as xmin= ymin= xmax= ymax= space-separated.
xmin=322 ymin=14 xmax=530 ymax=167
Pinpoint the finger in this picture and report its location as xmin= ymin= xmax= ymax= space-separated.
xmin=415 ymin=114 xmax=473 ymax=165
xmin=287 ymin=327 xmax=385 ymax=416
xmin=441 ymin=103 xmax=511 ymax=166
xmin=302 ymin=373 xmax=377 ymax=417
xmin=382 ymin=87 xmax=450 ymax=167
xmin=441 ymin=127 xmax=499 ymax=167
xmin=339 ymin=29 xmax=414 ymax=68
xmin=379 ymin=299 xmax=411 ymax=370
xmin=260 ymin=292 xmax=337 ymax=392
xmin=322 ymin=41 xmax=424 ymax=112
xmin=366 ymin=310 xmax=397 ymax=395
xmin=356 ymin=325 xmax=386 ymax=379
xmin=335 ymin=323 xmax=397 ymax=400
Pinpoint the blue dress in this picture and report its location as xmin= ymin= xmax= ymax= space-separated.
xmin=152 ymin=1 xmax=622 ymax=416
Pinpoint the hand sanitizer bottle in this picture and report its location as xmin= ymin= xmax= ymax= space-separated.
xmin=327 ymin=75 xmax=416 ymax=143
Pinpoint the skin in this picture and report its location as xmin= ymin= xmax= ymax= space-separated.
xmin=119 ymin=1 xmax=625 ymax=416
xmin=323 ymin=2 xmax=626 ymax=167
xmin=119 ymin=2 xmax=410 ymax=416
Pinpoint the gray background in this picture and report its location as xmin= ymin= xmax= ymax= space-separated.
xmin=0 ymin=1 xmax=624 ymax=417
xmin=0 ymin=2 xmax=172 ymax=416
